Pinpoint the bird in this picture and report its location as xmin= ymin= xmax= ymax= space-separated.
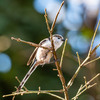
xmin=17 ymin=34 xmax=65 ymax=91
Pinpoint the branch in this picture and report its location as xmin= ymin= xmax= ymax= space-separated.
xmin=76 ymin=52 xmax=81 ymax=65
xmin=84 ymin=56 xmax=100 ymax=66
xmin=60 ymin=39 xmax=67 ymax=68
xmin=50 ymin=1 xmax=64 ymax=34
xmin=90 ymin=43 xmax=100 ymax=55
xmin=73 ymin=85 xmax=83 ymax=100
xmin=72 ymin=73 xmax=100 ymax=100
xmin=3 ymin=89 xmax=64 ymax=98
xmin=72 ymin=83 xmax=97 ymax=100
xmin=88 ymin=20 xmax=100 ymax=56
xmin=79 ymin=73 xmax=100 ymax=90
xmin=83 ymin=76 xmax=87 ymax=88
xmin=44 ymin=9 xmax=51 ymax=33
xmin=15 ymin=76 xmax=28 ymax=91
xmin=3 ymin=76 xmax=65 ymax=100
xmin=67 ymin=56 xmax=89 ymax=89
xmin=67 ymin=20 xmax=100 ymax=89
xmin=46 ymin=93 xmax=64 ymax=100
xmin=44 ymin=1 xmax=69 ymax=100
xmin=11 ymin=37 xmax=52 ymax=51
xmin=50 ymin=35 xmax=68 ymax=100
xmin=12 ymin=96 xmax=15 ymax=100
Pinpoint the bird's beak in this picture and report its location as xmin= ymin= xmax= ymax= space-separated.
xmin=62 ymin=39 xmax=65 ymax=42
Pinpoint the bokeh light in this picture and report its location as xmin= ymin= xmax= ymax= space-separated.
xmin=83 ymin=0 xmax=99 ymax=18
xmin=33 ymin=0 xmax=49 ymax=13
xmin=63 ymin=10 xmax=83 ymax=31
xmin=67 ymin=31 xmax=89 ymax=54
xmin=0 ymin=36 xmax=11 ymax=52
xmin=63 ymin=0 xmax=83 ymax=31
xmin=0 ymin=53 xmax=12 ymax=73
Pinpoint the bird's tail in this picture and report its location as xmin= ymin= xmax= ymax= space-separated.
xmin=17 ymin=61 xmax=37 ymax=91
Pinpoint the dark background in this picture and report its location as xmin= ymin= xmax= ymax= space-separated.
xmin=0 ymin=0 xmax=100 ymax=100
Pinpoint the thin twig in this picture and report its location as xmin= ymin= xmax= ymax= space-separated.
xmin=46 ymin=93 xmax=64 ymax=100
xmin=79 ymin=73 xmax=100 ymax=91
xmin=76 ymin=85 xmax=83 ymax=96
xmin=15 ymin=76 xmax=28 ymax=91
xmin=83 ymin=76 xmax=87 ymax=88
xmin=47 ymin=1 xmax=69 ymax=100
xmin=37 ymin=86 xmax=41 ymax=95
xmin=60 ymin=39 xmax=67 ymax=68
xmin=74 ymin=85 xmax=83 ymax=100
xmin=50 ymin=19 xmax=69 ymax=100
xmin=90 ymin=43 xmax=100 ymax=55
xmin=50 ymin=1 xmax=64 ymax=34
xmin=67 ymin=20 xmax=100 ymax=89
xmin=88 ymin=20 xmax=100 ymax=56
xmin=72 ymin=83 xmax=97 ymax=100
xmin=67 ymin=56 xmax=89 ymax=89
xmin=12 ymin=96 xmax=15 ymax=100
xmin=44 ymin=9 xmax=51 ymax=33
xmin=76 ymin=52 xmax=80 ymax=65
xmin=72 ymin=73 xmax=100 ymax=100
xmin=11 ymin=37 xmax=52 ymax=51
xmin=3 ymin=89 xmax=64 ymax=97
xmin=84 ymin=56 xmax=100 ymax=66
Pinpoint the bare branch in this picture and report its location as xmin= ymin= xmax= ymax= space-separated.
xmin=72 ymin=73 xmax=100 ymax=100
xmin=72 ymin=83 xmax=97 ymax=100
xmin=73 ymin=85 xmax=83 ymax=100
xmin=88 ymin=20 xmax=100 ymax=57
xmin=44 ymin=9 xmax=51 ymax=33
xmin=84 ymin=56 xmax=100 ymax=66
xmin=67 ymin=57 xmax=89 ymax=89
xmin=15 ymin=76 xmax=28 ymax=91
xmin=47 ymin=1 xmax=69 ymax=100
xmin=12 ymin=96 xmax=15 ymax=100
xmin=46 ymin=93 xmax=64 ymax=100
xmin=80 ymin=73 xmax=100 ymax=90
xmin=90 ymin=43 xmax=100 ymax=55
xmin=11 ymin=37 xmax=52 ymax=51
xmin=67 ymin=20 xmax=100 ymax=89
xmin=50 ymin=1 xmax=64 ymax=34
xmin=76 ymin=52 xmax=81 ymax=65
xmin=3 ymin=89 xmax=64 ymax=98
xmin=60 ymin=39 xmax=67 ymax=68
xmin=83 ymin=76 xmax=87 ymax=88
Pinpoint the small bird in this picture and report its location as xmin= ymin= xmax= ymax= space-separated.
xmin=17 ymin=34 xmax=65 ymax=91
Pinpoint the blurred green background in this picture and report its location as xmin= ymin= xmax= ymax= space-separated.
xmin=0 ymin=0 xmax=100 ymax=100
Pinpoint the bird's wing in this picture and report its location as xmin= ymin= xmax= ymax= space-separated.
xmin=27 ymin=38 xmax=49 ymax=66
xmin=27 ymin=47 xmax=38 ymax=66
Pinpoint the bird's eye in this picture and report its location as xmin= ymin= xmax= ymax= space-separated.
xmin=58 ymin=37 xmax=60 ymax=39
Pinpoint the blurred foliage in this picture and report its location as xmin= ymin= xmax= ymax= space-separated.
xmin=0 ymin=0 xmax=100 ymax=100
